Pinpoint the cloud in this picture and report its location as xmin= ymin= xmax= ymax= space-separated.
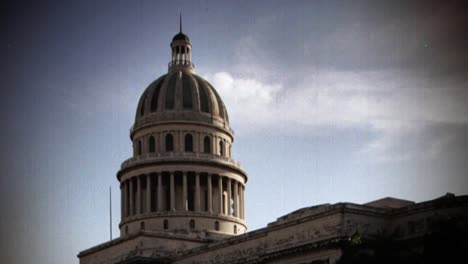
xmin=205 ymin=69 xmax=468 ymax=161
xmin=196 ymin=1 xmax=468 ymax=164
xmin=210 ymin=72 xmax=281 ymax=128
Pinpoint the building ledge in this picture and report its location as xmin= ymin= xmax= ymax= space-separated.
xmin=117 ymin=152 xmax=247 ymax=180
xmin=77 ymin=230 xmax=214 ymax=258
xmin=120 ymin=211 xmax=247 ymax=228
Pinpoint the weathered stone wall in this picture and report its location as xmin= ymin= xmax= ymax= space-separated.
xmin=172 ymin=197 xmax=468 ymax=264
xmin=389 ymin=197 xmax=468 ymax=239
xmin=172 ymin=207 xmax=349 ymax=264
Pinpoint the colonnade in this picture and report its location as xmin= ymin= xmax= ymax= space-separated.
xmin=121 ymin=171 xmax=245 ymax=220
xmin=171 ymin=45 xmax=191 ymax=64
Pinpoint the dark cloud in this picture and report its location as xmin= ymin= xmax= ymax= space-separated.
xmin=230 ymin=0 xmax=468 ymax=75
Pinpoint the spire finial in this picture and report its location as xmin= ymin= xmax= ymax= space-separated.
xmin=179 ymin=12 xmax=182 ymax=33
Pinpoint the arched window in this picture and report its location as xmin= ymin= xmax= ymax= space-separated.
xmin=163 ymin=219 xmax=169 ymax=230
xmin=125 ymin=225 xmax=128 ymax=235
xmin=185 ymin=134 xmax=193 ymax=152
xmin=165 ymin=134 xmax=174 ymax=152
xmin=219 ymin=140 xmax=224 ymax=156
xmin=214 ymin=221 xmax=219 ymax=231
xmin=234 ymin=225 xmax=237 ymax=234
xmin=137 ymin=140 xmax=142 ymax=155
xmin=140 ymin=221 xmax=145 ymax=230
xmin=189 ymin=219 xmax=195 ymax=230
xmin=204 ymin=136 xmax=211 ymax=154
xmin=149 ymin=136 xmax=155 ymax=153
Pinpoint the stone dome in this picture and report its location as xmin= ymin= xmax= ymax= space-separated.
xmin=134 ymin=70 xmax=230 ymax=132
xmin=172 ymin=32 xmax=190 ymax=42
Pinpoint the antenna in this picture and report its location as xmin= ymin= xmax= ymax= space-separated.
xmin=109 ymin=186 xmax=112 ymax=241
xmin=179 ymin=12 xmax=182 ymax=33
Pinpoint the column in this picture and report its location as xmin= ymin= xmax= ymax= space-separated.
xmin=156 ymin=133 xmax=160 ymax=153
xmin=123 ymin=181 xmax=127 ymax=218
xmin=195 ymin=172 xmax=200 ymax=211
xmin=183 ymin=172 xmax=188 ymax=211
xmin=157 ymin=173 xmax=163 ymax=211
xmin=125 ymin=180 xmax=129 ymax=217
xmin=234 ymin=181 xmax=239 ymax=217
xmin=136 ymin=176 xmax=141 ymax=214
xmin=239 ymin=184 xmax=243 ymax=219
xmin=213 ymin=136 xmax=217 ymax=155
xmin=238 ymin=183 xmax=242 ymax=219
xmin=181 ymin=47 xmax=185 ymax=63
xmin=207 ymin=174 xmax=213 ymax=212
xmin=227 ymin=178 xmax=232 ymax=216
xmin=129 ymin=178 xmax=134 ymax=216
xmin=146 ymin=174 xmax=151 ymax=213
xmin=159 ymin=133 xmax=163 ymax=153
xmin=170 ymin=172 xmax=175 ymax=211
xmin=194 ymin=132 xmax=199 ymax=152
xmin=179 ymin=131 xmax=184 ymax=152
xmin=218 ymin=176 xmax=223 ymax=214
xmin=176 ymin=131 xmax=180 ymax=152
xmin=242 ymin=185 xmax=245 ymax=219
xmin=198 ymin=132 xmax=202 ymax=153
xmin=239 ymin=182 xmax=242 ymax=218
xmin=120 ymin=183 xmax=124 ymax=219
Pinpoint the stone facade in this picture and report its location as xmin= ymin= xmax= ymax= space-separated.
xmin=78 ymin=22 xmax=468 ymax=264
xmin=79 ymin=193 xmax=468 ymax=263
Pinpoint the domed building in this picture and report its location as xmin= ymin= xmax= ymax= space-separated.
xmin=79 ymin=19 xmax=468 ymax=264
xmin=119 ymin=21 xmax=247 ymax=238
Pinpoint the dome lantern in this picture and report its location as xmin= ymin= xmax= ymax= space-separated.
xmin=169 ymin=13 xmax=194 ymax=73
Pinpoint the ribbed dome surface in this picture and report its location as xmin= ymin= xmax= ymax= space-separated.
xmin=172 ymin=32 xmax=190 ymax=42
xmin=135 ymin=70 xmax=229 ymax=124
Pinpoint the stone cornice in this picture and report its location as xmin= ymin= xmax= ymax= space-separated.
xmin=131 ymin=116 xmax=234 ymax=141
xmin=116 ymin=155 xmax=247 ymax=181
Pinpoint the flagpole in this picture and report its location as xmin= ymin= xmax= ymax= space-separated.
xmin=109 ymin=186 xmax=112 ymax=241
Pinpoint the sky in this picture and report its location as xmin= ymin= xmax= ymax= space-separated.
xmin=1 ymin=0 xmax=467 ymax=263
